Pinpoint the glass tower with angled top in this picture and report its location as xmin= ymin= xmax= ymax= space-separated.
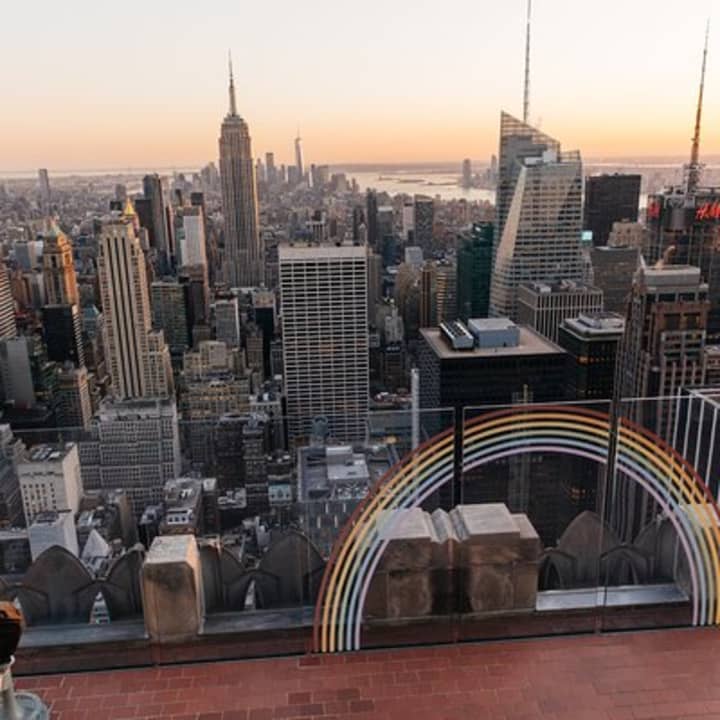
xmin=490 ymin=112 xmax=584 ymax=321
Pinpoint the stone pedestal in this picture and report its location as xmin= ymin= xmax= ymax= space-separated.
xmin=453 ymin=504 xmax=541 ymax=613
xmin=365 ymin=509 xmax=436 ymax=619
xmin=142 ymin=535 xmax=204 ymax=643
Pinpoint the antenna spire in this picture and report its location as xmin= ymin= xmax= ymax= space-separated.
xmin=687 ymin=20 xmax=710 ymax=195
xmin=523 ymin=0 xmax=532 ymax=125
xmin=228 ymin=50 xmax=238 ymax=117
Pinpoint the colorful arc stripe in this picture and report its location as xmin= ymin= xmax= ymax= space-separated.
xmin=312 ymin=407 xmax=720 ymax=654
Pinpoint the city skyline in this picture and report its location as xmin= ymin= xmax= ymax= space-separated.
xmin=1 ymin=0 xmax=717 ymax=170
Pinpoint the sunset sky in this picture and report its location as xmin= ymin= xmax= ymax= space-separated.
xmin=0 ymin=0 xmax=716 ymax=170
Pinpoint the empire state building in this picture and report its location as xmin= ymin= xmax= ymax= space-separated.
xmin=219 ymin=58 xmax=263 ymax=287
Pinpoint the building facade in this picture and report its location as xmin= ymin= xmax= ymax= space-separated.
xmin=517 ymin=281 xmax=604 ymax=344
xmin=490 ymin=114 xmax=584 ymax=320
xmin=279 ymin=243 xmax=369 ymax=443
xmin=98 ymin=209 xmax=172 ymax=399
xmin=583 ymin=174 xmax=641 ymax=247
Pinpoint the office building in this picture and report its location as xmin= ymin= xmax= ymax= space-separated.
xmin=457 ymin=222 xmax=494 ymax=321
xmin=214 ymin=297 xmax=241 ymax=348
xmin=79 ymin=397 xmax=181 ymax=515
xmin=366 ymin=190 xmax=379 ymax=250
xmin=495 ymin=112 xmax=561 ymax=242
xmin=619 ymin=264 xmax=709 ymax=440
xmin=175 ymin=205 xmax=207 ymax=269
xmin=490 ymin=114 xmax=584 ymax=320
xmin=279 ymin=243 xmax=369 ymax=442
xmin=589 ymin=243 xmax=639 ymax=315
xmin=0 ymin=267 xmax=16 ymax=339
xmin=18 ymin=443 xmax=83 ymax=523
xmin=42 ymin=227 xmax=78 ymax=305
xmin=37 ymin=169 xmax=51 ymax=214
xmin=419 ymin=320 xmax=567 ymax=410
xmin=517 ymin=281 xmax=603 ymax=344
xmin=402 ymin=201 xmax=415 ymax=242
xmin=141 ymin=174 xmax=171 ymax=257
xmin=219 ymin=61 xmax=263 ymax=286
xmin=0 ymin=337 xmax=34 ymax=408
xmin=558 ymin=312 xmax=625 ymax=400
xmin=98 ymin=208 xmax=172 ymax=399
xmin=42 ymin=304 xmax=85 ymax=367
xmin=151 ymin=281 xmax=191 ymax=357
xmin=414 ymin=195 xmax=434 ymax=254
xmin=55 ymin=366 xmax=93 ymax=429
xmin=583 ymin=174 xmax=641 ymax=246
xmin=265 ymin=152 xmax=276 ymax=185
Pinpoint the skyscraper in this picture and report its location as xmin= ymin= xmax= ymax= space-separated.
xmin=490 ymin=113 xmax=584 ymax=320
xmin=98 ymin=206 xmax=172 ymax=400
xmin=42 ymin=227 xmax=78 ymax=306
xmin=366 ymin=190 xmax=379 ymax=251
xmin=141 ymin=174 xmax=171 ymax=258
xmin=279 ymin=243 xmax=369 ymax=443
xmin=413 ymin=195 xmax=434 ymax=255
xmin=0 ymin=267 xmax=16 ymax=340
xmin=219 ymin=57 xmax=263 ymax=287
xmin=457 ymin=223 xmax=494 ymax=321
xmin=619 ymin=264 xmax=709 ymax=441
xmin=294 ymin=132 xmax=304 ymax=181
xmin=37 ymin=169 xmax=51 ymax=214
xmin=265 ymin=152 xmax=276 ymax=185
xmin=583 ymin=174 xmax=641 ymax=247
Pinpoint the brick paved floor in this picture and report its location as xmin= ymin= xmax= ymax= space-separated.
xmin=15 ymin=628 xmax=720 ymax=719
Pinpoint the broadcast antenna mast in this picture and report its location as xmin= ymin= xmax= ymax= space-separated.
xmin=523 ymin=0 xmax=532 ymax=124
xmin=686 ymin=20 xmax=710 ymax=197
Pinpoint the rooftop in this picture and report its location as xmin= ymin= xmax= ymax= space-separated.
xmin=422 ymin=324 xmax=563 ymax=360
xmin=18 ymin=627 xmax=720 ymax=720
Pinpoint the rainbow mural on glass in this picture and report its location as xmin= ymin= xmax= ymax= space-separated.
xmin=312 ymin=406 xmax=720 ymax=653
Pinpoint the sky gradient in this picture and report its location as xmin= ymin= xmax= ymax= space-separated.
xmin=0 ymin=0 xmax=716 ymax=170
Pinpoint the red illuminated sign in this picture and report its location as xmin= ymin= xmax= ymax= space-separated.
xmin=647 ymin=200 xmax=661 ymax=219
xmin=696 ymin=201 xmax=720 ymax=221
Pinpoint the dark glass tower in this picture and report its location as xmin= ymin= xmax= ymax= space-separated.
xmin=583 ymin=174 xmax=641 ymax=247
xmin=457 ymin=222 xmax=494 ymax=321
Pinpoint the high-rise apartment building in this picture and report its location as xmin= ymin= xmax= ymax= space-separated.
xmin=457 ymin=223 xmax=494 ymax=321
xmin=583 ymin=174 xmax=641 ymax=247
xmin=517 ymin=281 xmax=603 ymax=344
xmin=98 ymin=208 xmax=172 ymax=399
xmin=294 ymin=133 xmax=304 ymax=180
xmin=490 ymin=114 xmax=584 ymax=320
xmin=219 ymin=61 xmax=263 ymax=287
xmin=18 ymin=443 xmax=83 ymax=523
xmin=279 ymin=243 xmax=369 ymax=442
